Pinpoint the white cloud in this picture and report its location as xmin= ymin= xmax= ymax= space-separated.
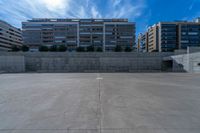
xmin=107 ymin=0 xmax=145 ymax=19
xmin=77 ymin=6 xmax=87 ymax=18
xmin=91 ymin=6 xmax=102 ymax=18
xmin=0 ymin=0 xmax=146 ymax=27
xmin=40 ymin=0 xmax=67 ymax=11
xmin=112 ymin=0 xmax=122 ymax=7
xmin=188 ymin=0 xmax=196 ymax=10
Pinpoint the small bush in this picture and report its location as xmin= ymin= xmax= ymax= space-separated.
xmin=76 ymin=47 xmax=85 ymax=52
xmin=125 ymin=47 xmax=132 ymax=52
xmin=96 ymin=47 xmax=103 ymax=52
xmin=58 ymin=45 xmax=67 ymax=52
xmin=114 ymin=45 xmax=122 ymax=52
xmin=49 ymin=45 xmax=57 ymax=52
xmin=86 ymin=46 xmax=95 ymax=52
xmin=152 ymin=50 xmax=159 ymax=52
xmin=39 ymin=45 xmax=49 ymax=52
xmin=11 ymin=46 xmax=20 ymax=52
xmin=21 ymin=45 xmax=29 ymax=52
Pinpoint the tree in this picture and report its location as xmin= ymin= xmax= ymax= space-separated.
xmin=49 ymin=45 xmax=57 ymax=52
xmin=125 ymin=47 xmax=132 ymax=52
xmin=39 ymin=45 xmax=49 ymax=52
xmin=76 ymin=47 xmax=85 ymax=52
xmin=114 ymin=45 xmax=122 ymax=52
xmin=22 ymin=45 xmax=29 ymax=52
xmin=86 ymin=46 xmax=95 ymax=52
xmin=96 ymin=47 xmax=103 ymax=52
xmin=58 ymin=45 xmax=67 ymax=52
xmin=11 ymin=46 xmax=20 ymax=52
xmin=152 ymin=49 xmax=159 ymax=52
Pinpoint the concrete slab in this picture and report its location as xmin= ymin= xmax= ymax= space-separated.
xmin=0 ymin=73 xmax=200 ymax=133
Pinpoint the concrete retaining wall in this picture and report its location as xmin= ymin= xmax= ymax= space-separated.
xmin=0 ymin=56 xmax=25 ymax=73
xmin=0 ymin=52 xmax=174 ymax=73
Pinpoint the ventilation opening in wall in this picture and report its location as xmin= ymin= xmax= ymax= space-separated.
xmin=198 ymin=63 xmax=200 ymax=66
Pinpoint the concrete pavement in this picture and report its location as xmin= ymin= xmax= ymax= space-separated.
xmin=0 ymin=73 xmax=200 ymax=133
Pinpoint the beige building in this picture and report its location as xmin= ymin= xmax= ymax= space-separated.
xmin=0 ymin=20 xmax=23 ymax=51
xmin=147 ymin=24 xmax=159 ymax=52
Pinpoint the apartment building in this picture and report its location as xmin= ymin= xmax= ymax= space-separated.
xmin=157 ymin=22 xmax=178 ymax=52
xmin=22 ymin=18 xmax=135 ymax=51
xmin=0 ymin=20 xmax=23 ymax=51
xmin=147 ymin=24 xmax=159 ymax=52
xmin=179 ymin=22 xmax=200 ymax=49
xmin=137 ymin=32 xmax=148 ymax=52
xmin=194 ymin=17 xmax=200 ymax=23
xmin=143 ymin=20 xmax=200 ymax=52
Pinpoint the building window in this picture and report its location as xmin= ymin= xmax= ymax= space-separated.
xmin=182 ymin=32 xmax=186 ymax=35
xmin=188 ymin=32 xmax=198 ymax=35
xmin=55 ymin=36 xmax=65 ymax=39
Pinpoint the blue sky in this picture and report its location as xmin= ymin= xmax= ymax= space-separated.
xmin=0 ymin=0 xmax=200 ymax=35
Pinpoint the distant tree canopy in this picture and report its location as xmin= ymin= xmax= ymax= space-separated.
xmin=76 ymin=47 xmax=85 ymax=52
xmin=49 ymin=45 xmax=57 ymax=52
xmin=39 ymin=45 xmax=68 ymax=52
xmin=58 ymin=45 xmax=67 ymax=52
xmin=10 ymin=44 xmax=135 ymax=52
xmin=11 ymin=46 xmax=21 ymax=52
xmin=21 ymin=45 xmax=29 ymax=52
xmin=114 ymin=45 xmax=122 ymax=52
xmin=86 ymin=46 xmax=95 ymax=52
xmin=96 ymin=47 xmax=103 ymax=52
xmin=11 ymin=45 xmax=29 ymax=52
xmin=39 ymin=45 xmax=49 ymax=52
xmin=152 ymin=50 xmax=159 ymax=52
xmin=125 ymin=47 xmax=132 ymax=52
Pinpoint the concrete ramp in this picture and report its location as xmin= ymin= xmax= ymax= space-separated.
xmin=164 ymin=52 xmax=200 ymax=73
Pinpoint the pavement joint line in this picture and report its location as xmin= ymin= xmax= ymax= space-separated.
xmin=96 ymin=73 xmax=103 ymax=133
xmin=1 ymin=128 xmax=200 ymax=130
xmin=96 ymin=77 xmax=103 ymax=80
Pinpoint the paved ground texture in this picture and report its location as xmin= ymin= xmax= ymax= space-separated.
xmin=0 ymin=73 xmax=200 ymax=133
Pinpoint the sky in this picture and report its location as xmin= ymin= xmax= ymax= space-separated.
xmin=0 ymin=0 xmax=200 ymax=35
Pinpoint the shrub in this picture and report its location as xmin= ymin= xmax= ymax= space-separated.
xmin=11 ymin=46 xmax=20 ymax=52
xmin=39 ymin=45 xmax=49 ymax=52
xmin=21 ymin=45 xmax=29 ymax=52
xmin=114 ymin=45 xmax=122 ymax=52
xmin=49 ymin=45 xmax=57 ymax=52
xmin=86 ymin=46 xmax=95 ymax=52
xmin=96 ymin=47 xmax=103 ymax=52
xmin=125 ymin=47 xmax=132 ymax=52
xmin=152 ymin=50 xmax=159 ymax=52
xmin=58 ymin=45 xmax=67 ymax=52
xmin=76 ymin=47 xmax=85 ymax=52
